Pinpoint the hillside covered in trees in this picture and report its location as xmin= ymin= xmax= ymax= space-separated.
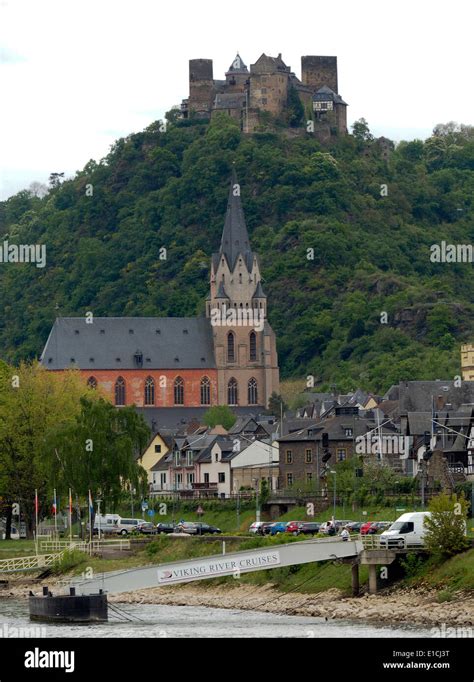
xmin=1 ymin=116 xmax=473 ymax=393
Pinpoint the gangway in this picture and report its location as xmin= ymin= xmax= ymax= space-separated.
xmin=70 ymin=537 xmax=363 ymax=596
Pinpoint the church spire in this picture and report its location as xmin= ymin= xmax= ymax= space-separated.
xmin=220 ymin=168 xmax=253 ymax=271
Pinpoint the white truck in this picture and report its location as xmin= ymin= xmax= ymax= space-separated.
xmin=379 ymin=511 xmax=431 ymax=549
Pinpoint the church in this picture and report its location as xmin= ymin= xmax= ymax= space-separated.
xmin=40 ymin=172 xmax=280 ymax=417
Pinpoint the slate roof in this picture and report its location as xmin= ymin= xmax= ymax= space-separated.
xmin=136 ymin=407 xmax=260 ymax=433
xmin=40 ymin=317 xmax=216 ymax=371
xmin=398 ymin=381 xmax=474 ymax=414
xmin=214 ymin=93 xmax=246 ymax=110
xmin=227 ymin=53 xmax=248 ymax=73
xmin=313 ymin=85 xmax=348 ymax=106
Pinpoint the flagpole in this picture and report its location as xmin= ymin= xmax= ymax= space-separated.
xmin=88 ymin=490 xmax=92 ymax=550
xmin=35 ymin=489 xmax=39 ymax=556
xmin=69 ymin=488 xmax=72 ymax=543
xmin=53 ymin=488 xmax=57 ymax=538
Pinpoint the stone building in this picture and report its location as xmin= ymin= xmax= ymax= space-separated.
xmin=461 ymin=344 xmax=474 ymax=381
xmin=41 ymin=173 xmax=280 ymax=411
xmin=181 ymin=52 xmax=348 ymax=135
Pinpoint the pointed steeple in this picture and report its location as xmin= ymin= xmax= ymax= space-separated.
xmin=227 ymin=53 xmax=248 ymax=73
xmin=219 ymin=168 xmax=253 ymax=271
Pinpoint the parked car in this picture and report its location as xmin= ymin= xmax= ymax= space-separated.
xmin=261 ymin=523 xmax=275 ymax=535
xmin=194 ymin=523 xmax=222 ymax=535
xmin=156 ymin=523 xmax=176 ymax=534
xmin=175 ymin=522 xmax=199 ymax=535
xmin=297 ymin=522 xmax=321 ymax=536
xmin=367 ymin=522 xmax=390 ymax=535
xmin=269 ymin=522 xmax=288 ymax=536
xmin=249 ymin=522 xmax=265 ymax=535
xmin=319 ymin=521 xmax=337 ymax=536
xmin=346 ymin=522 xmax=363 ymax=533
xmin=360 ymin=521 xmax=375 ymax=535
xmin=285 ymin=521 xmax=303 ymax=535
xmin=134 ymin=522 xmax=157 ymax=535
xmin=116 ymin=518 xmax=144 ymax=535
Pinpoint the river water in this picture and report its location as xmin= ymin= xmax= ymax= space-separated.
xmin=0 ymin=599 xmax=434 ymax=638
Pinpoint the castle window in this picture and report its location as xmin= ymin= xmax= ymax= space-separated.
xmin=239 ymin=273 xmax=242 ymax=284
xmin=87 ymin=376 xmax=97 ymax=390
xmin=174 ymin=376 xmax=184 ymax=405
xmin=248 ymin=378 xmax=258 ymax=405
xmin=227 ymin=332 xmax=235 ymax=363
xmin=249 ymin=332 xmax=257 ymax=362
xmin=115 ymin=377 xmax=126 ymax=406
xmin=200 ymin=376 xmax=211 ymax=406
xmin=228 ymin=378 xmax=238 ymax=406
xmin=144 ymin=376 xmax=155 ymax=406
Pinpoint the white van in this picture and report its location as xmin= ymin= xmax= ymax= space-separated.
xmin=115 ymin=518 xmax=143 ymax=535
xmin=380 ymin=512 xmax=431 ymax=549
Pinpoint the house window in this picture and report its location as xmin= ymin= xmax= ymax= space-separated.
xmin=227 ymin=332 xmax=235 ymax=363
xmin=115 ymin=377 xmax=126 ymax=406
xmin=305 ymin=449 xmax=312 ymax=463
xmin=200 ymin=376 xmax=211 ymax=406
xmin=160 ymin=473 xmax=167 ymax=487
xmin=186 ymin=450 xmax=193 ymax=467
xmin=174 ymin=376 xmax=184 ymax=405
xmin=218 ymin=472 xmax=225 ymax=483
xmin=87 ymin=376 xmax=97 ymax=389
xmin=286 ymin=450 xmax=293 ymax=464
xmin=154 ymin=444 xmax=161 ymax=454
xmin=187 ymin=473 xmax=195 ymax=486
xmin=287 ymin=473 xmax=293 ymax=486
xmin=248 ymin=378 xmax=258 ymax=405
xmin=204 ymin=473 xmax=210 ymax=484
xmin=345 ymin=428 xmax=353 ymax=437
xmin=306 ymin=472 xmax=313 ymax=484
xmin=228 ymin=378 xmax=238 ymax=406
xmin=337 ymin=449 xmax=347 ymax=462
xmin=144 ymin=376 xmax=155 ymax=406
xmin=249 ymin=331 xmax=257 ymax=362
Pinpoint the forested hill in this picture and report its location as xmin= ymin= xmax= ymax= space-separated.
xmin=1 ymin=115 xmax=473 ymax=393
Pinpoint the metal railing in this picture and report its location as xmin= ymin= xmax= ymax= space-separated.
xmin=360 ymin=534 xmax=424 ymax=550
xmin=0 ymin=552 xmax=64 ymax=573
xmin=39 ymin=539 xmax=130 ymax=553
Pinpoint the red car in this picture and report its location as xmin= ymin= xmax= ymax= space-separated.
xmin=360 ymin=522 xmax=374 ymax=535
xmin=285 ymin=521 xmax=302 ymax=535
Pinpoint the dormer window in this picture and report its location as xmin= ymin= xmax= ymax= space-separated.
xmin=134 ymin=351 xmax=143 ymax=368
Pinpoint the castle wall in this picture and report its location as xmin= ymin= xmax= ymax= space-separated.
xmin=249 ymin=73 xmax=288 ymax=117
xmin=189 ymin=59 xmax=215 ymax=115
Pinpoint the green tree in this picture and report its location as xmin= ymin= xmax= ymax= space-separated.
xmin=351 ymin=118 xmax=374 ymax=141
xmin=203 ymin=405 xmax=237 ymax=430
xmin=52 ymin=397 xmax=149 ymax=516
xmin=287 ymin=86 xmax=305 ymax=128
xmin=424 ymin=492 xmax=469 ymax=557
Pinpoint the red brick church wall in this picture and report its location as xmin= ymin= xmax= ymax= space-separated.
xmin=79 ymin=369 xmax=219 ymax=408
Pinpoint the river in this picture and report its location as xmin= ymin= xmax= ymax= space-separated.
xmin=0 ymin=599 xmax=435 ymax=638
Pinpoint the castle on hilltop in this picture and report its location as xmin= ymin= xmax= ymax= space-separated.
xmin=181 ymin=53 xmax=348 ymax=136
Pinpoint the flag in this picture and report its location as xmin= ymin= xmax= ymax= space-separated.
xmin=52 ymin=489 xmax=57 ymax=516
xmin=69 ymin=489 xmax=73 ymax=515
xmin=88 ymin=490 xmax=93 ymax=514
xmin=35 ymin=490 xmax=39 ymax=515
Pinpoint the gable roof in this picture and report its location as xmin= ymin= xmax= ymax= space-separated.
xmin=41 ymin=317 xmax=216 ymax=370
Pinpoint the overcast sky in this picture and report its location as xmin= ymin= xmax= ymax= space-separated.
xmin=1 ymin=0 xmax=473 ymax=200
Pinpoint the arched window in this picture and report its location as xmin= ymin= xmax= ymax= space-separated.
xmin=248 ymin=378 xmax=258 ymax=405
xmin=200 ymin=376 xmax=211 ymax=406
xmin=174 ymin=376 xmax=184 ymax=405
xmin=115 ymin=377 xmax=126 ymax=406
xmin=144 ymin=376 xmax=155 ymax=406
xmin=228 ymin=378 xmax=238 ymax=406
xmin=249 ymin=331 xmax=257 ymax=362
xmin=87 ymin=376 xmax=97 ymax=390
xmin=227 ymin=332 xmax=235 ymax=363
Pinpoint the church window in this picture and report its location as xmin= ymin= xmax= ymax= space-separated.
xmin=249 ymin=332 xmax=257 ymax=362
xmin=145 ymin=377 xmax=155 ymax=406
xmin=87 ymin=376 xmax=97 ymax=390
xmin=115 ymin=377 xmax=126 ymax=406
xmin=200 ymin=377 xmax=211 ymax=406
xmin=227 ymin=332 xmax=235 ymax=363
xmin=174 ymin=376 xmax=184 ymax=405
xmin=228 ymin=378 xmax=238 ymax=406
xmin=248 ymin=378 xmax=258 ymax=405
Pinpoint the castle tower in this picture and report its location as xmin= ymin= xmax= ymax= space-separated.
xmin=225 ymin=53 xmax=249 ymax=92
xmin=188 ymin=58 xmax=215 ymax=117
xmin=301 ymin=56 xmax=338 ymax=94
xmin=207 ymin=170 xmax=279 ymax=408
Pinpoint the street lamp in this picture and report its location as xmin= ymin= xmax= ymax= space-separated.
xmin=330 ymin=471 xmax=337 ymax=522
xmin=252 ymin=478 xmax=260 ymax=523
xmin=96 ymin=499 xmax=102 ymax=540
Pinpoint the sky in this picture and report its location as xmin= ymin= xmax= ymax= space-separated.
xmin=1 ymin=0 xmax=473 ymax=200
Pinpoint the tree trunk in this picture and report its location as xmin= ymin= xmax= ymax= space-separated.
xmin=5 ymin=503 xmax=12 ymax=540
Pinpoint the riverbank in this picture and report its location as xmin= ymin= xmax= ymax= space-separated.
xmin=2 ymin=576 xmax=473 ymax=628
xmin=111 ymin=582 xmax=474 ymax=628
